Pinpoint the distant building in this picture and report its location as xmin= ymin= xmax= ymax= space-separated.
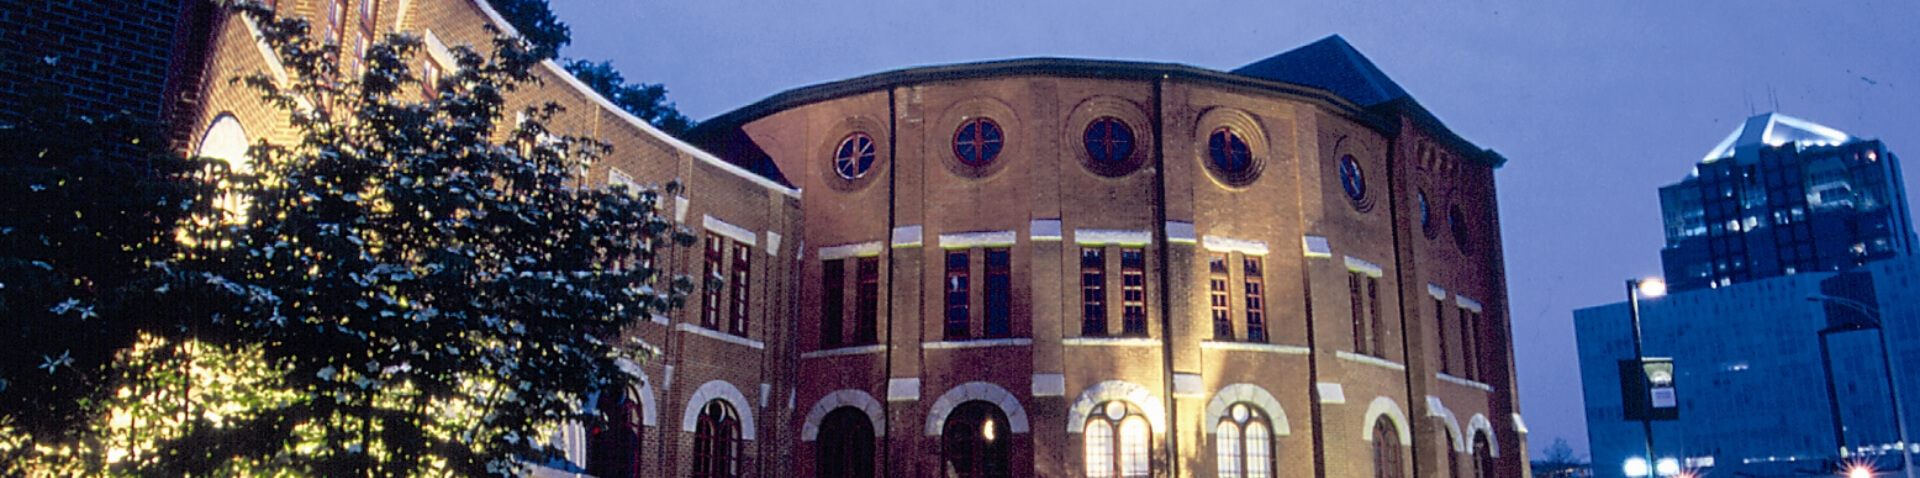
xmin=1578 ymin=114 xmax=1919 ymax=478
xmin=1658 ymin=113 xmax=1914 ymax=292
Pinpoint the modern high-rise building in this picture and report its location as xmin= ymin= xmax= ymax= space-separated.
xmin=1578 ymin=114 xmax=1919 ymax=478
xmin=1658 ymin=113 xmax=1914 ymax=292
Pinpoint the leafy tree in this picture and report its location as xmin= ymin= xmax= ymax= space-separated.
xmin=485 ymin=0 xmax=569 ymax=60
xmin=111 ymin=3 xmax=692 ymax=475
xmin=564 ymin=59 xmax=696 ymax=137
xmin=0 ymin=54 xmax=208 ymax=465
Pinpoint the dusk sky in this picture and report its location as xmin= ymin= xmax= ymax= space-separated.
xmin=548 ymin=0 xmax=1920 ymax=459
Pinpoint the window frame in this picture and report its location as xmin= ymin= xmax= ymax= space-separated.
xmin=946 ymin=250 xmax=972 ymax=340
xmin=1243 ymin=256 xmax=1266 ymax=343
xmin=729 ymin=241 xmax=751 ymax=337
xmin=1210 ymin=253 xmax=1233 ymax=341
xmin=855 ymin=257 xmax=880 ymax=345
xmin=1081 ymin=247 xmax=1107 ymax=337
xmin=1372 ymin=417 xmax=1404 ymax=478
xmin=1120 ymin=248 xmax=1147 ymax=336
xmin=1214 ymin=403 xmax=1274 ymax=478
xmin=692 ymin=400 xmax=741 ymax=478
xmin=1085 ymin=401 xmax=1152 ymax=478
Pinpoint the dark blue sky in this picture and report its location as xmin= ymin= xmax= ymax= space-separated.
xmin=550 ymin=0 xmax=1920 ymax=458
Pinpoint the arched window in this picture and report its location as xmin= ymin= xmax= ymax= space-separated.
xmin=942 ymin=401 xmax=1012 ymax=478
xmin=587 ymin=389 xmax=642 ymax=478
xmin=1472 ymin=432 xmax=1493 ymax=478
xmin=818 ymin=407 xmax=875 ymax=478
xmin=1086 ymin=401 xmax=1151 ymax=478
xmin=1215 ymin=403 xmax=1272 ymax=478
xmin=692 ymin=400 xmax=740 ymax=478
xmin=1372 ymin=417 xmax=1404 ymax=478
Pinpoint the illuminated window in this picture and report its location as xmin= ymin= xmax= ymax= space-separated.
xmin=984 ymin=248 xmax=1011 ymax=338
xmin=587 ymin=389 xmax=643 ymax=478
xmin=1244 ymin=257 xmax=1266 ymax=343
xmin=1121 ymin=248 xmax=1146 ymax=336
xmin=420 ymin=59 xmax=441 ymax=99
xmin=1086 ymin=401 xmax=1151 ymax=478
xmin=834 ymin=133 xmax=877 ymax=179
xmin=953 ymin=118 xmax=1004 ymax=166
xmin=1372 ymin=417 xmax=1404 ymax=478
xmin=822 ymin=260 xmax=845 ymax=348
xmin=943 ymin=401 xmax=1012 ymax=478
xmin=1085 ymin=117 xmax=1135 ymax=163
xmin=702 ymin=234 xmax=723 ymax=329
xmin=692 ymin=400 xmax=740 ymax=478
xmin=855 ymin=257 xmax=879 ymax=345
xmin=946 ymin=250 xmax=971 ymax=339
xmin=818 ymin=407 xmax=876 ymax=478
xmin=326 ymin=0 xmax=343 ymax=43
xmin=729 ymin=241 xmax=751 ymax=337
xmin=1082 ymin=247 xmax=1106 ymax=336
xmin=1210 ymin=254 xmax=1233 ymax=340
xmin=1216 ymin=403 xmax=1274 ymax=478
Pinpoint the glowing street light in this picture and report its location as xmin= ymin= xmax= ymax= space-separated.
xmin=1853 ymin=465 xmax=1875 ymax=478
xmin=1636 ymin=278 xmax=1667 ymax=298
xmin=1656 ymin=457 xmax=1681 ymax=476
xmin=1625 ymin=457 xmax=1651 ymax=477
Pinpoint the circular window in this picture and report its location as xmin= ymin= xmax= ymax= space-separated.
xmin=1450 ymin=204 xmax=1472 ymax=254
xmin=833 ymin=133 xmax=877 ymax=179
xmin=1339 ymin=155 xmax=1366 ymax=202
xmin=953 ymin=117 xmax=1004 ymax=166
xmin=1209 ymin=128 xmax=1253 ymax=173
xmin=1084 ymin=117 xmax=1134 ymax=163
xmin=1419 ymin=190 xmax=1438 ymax=239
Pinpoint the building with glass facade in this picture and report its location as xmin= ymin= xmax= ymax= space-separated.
xmin=1658 ymin=113 xmax=1914 ymax=292
xmin=1579 ymin=114 xmax=1918 ymax=478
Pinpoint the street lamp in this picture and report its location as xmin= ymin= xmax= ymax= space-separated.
xmin=1809 ymin=294 xmax=1914 ymax=478
xmin=1628 ymin=278 xmax=1668 ymax=476
xmin=1624 ymin=457 xmax=1651 ymax=478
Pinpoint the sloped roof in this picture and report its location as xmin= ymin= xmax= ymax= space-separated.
xmin=1231 ymin=35 xmax=1411 ymax=107
xmin=1702 ymin=112 xmax=1856 ymax=162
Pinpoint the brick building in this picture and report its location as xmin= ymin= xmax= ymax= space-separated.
xmin=0 ymin=0 xmax=218 ymax=147
xmin=176 ymin=1 xmax=1523 ymax=477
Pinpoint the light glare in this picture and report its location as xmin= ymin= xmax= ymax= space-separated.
xmin=1638 ymin=278 xmax=1668 ymax=298
xmin=1625 ymin=457 xmax=1651 ymax=477
xmin=1655 ymin=457 xmax=1681 ymax=476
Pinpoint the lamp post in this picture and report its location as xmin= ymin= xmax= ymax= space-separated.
xmin=1627 ymin=278 xmax=1667 ymax=477
xmin=1809 ymin=294 xmax=1915 ymax=478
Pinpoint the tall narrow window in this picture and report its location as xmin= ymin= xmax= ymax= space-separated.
xmin=1244 ymin=257 xmax=1266 ymax=343
xmin=729 ymin=241 xmax=751 ymax=337
xmin=822 ymin=260 xmax=846 ymax=348
xmin=1349 ymin=272 xmax=1368 ymax=354
xmin=818 ymin=407 xmax=876 ymax=478
xmin=1087 ymin=401 xmax=1151 ymax=478
xmin=855 ymin=257 xmax=880 ymax=345
xmin=1210 ymin=254 xmax=1233 ymax=340
xmin=1372 ymin=417 xmax=1404 ymax=478
xmin=1435 ymin=299 xmax=1451 ymax=375
xmin=1446 ymin=431 xmax=1463 ymax=478
xmin=1462 ymin=309 xmax=1480 ymax=380
xmin=946 ymin=251 xmax=972 ymax=340
xmin=692 ymin=400 xmax=740 ymax=478
xmin=1216 ymin=403 xmax=1274 ymax=478
xmin=1121 ymin=248 xmax=1147 ymax=336
xmin=1472 ymin=433 xmax=1493 ymax=478
xmin=1082 ymin=248 xmax=1107 ymax=336
xmin=702 ymin=234 xmax=724 ymax=329
xmin=944 ymin=401 xmax=1012 ymax=478
xmin=1367 ymin=276 xmax=1384 ymax=356
xmin=984 ymin=248 xmax=1011 ymax=338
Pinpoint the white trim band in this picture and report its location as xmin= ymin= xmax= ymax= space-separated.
xmin=1344 ymin=256 xmax=1384 ymax=277
xmin=1165 ymin=221 xmax=1197 ymax=244
xmin=1204 ymin=235 xmax=1270 ymax=255
xmin=799 ymin=344 xmax=888 ymax=359
xmin=1456 ymin=295 xmax=1484 ymax=313
xmin=702 ymin=215 xmax=757 ymax=246
xmin=1303 ymin=236 xmax=1332 ymax=258
xmin=939 ymin=231 xmax=1018 ymax=249
xmin=1075 ymin=229 xmax=1152 ymax=246
xmin=1337 ymin=351 xmax=1407 ymax=371
xmin=1062 ymin=337 xmax=1162 ymax=347
xmin=1427 ymin=284 xmax=1447 ymax=300
xmin=818 ymin=241 xmax=884 ymax=260
xmin=892 ymin=225 xmax=923 ymax=247
xmin=1437 ymin=373 xmax=1494 ymax=391
xmin=673 ymin=323 xmax=766 ymax=349
xmin=1030 ymin=219 xmax=1063 ymax=241
xmin=922 ymin=338 xmax=1033 ymax=350
xmin=1200 ymin=341 xmax=1310 ymax=354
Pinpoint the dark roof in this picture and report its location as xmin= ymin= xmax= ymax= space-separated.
xmin=1232 ymin=35 xmax=1411 ymax=108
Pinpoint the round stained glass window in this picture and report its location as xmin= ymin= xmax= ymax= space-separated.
xmin=1339 ymin=155 xmax=1366 ymax=203
xmin=1419 ymin=190 xmax=1438 ymax=239
xmin=1084 ymin=117 xmax=1134 ymax=163
xmin=1208 ymin=128 xmax=1252 ymax=173
xmin=953 ymin=117 xmax=1004 ymax=166
xmin=833 ymin=133 xmax=876 ymax=179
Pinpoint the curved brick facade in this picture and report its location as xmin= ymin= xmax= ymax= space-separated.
xmin=177 ymin=1 xmax=1521 ymax=476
